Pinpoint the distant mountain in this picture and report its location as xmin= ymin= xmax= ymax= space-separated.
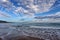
xmin=0 ymin=20 xmax=9 ymax=23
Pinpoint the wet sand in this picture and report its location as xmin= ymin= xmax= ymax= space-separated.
xmin=0 ymin=23 xmax=60 ymax=40
xmin=4 ymin=36 xmax=44 ymax=40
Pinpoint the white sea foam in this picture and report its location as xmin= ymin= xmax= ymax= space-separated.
xmin=30 ymin=26 xmax=60 ymax=29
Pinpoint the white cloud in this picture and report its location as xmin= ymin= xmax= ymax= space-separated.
xmin=14 ymin=7 xmax=34 ymax=17
xmin=14 ymin=0 xmax=56 ymax=17
xmin=34 ymin=12 xmax=60 ymax=23
xmin=0 ymin=11 xmax=11 ymax=18
xmin=54 ymin=12 xmax=60 ymax=16
xmin=47 ymin=12 xmax=60 ymax=16
xmin=2 ymin=0 xmax=8 ymax=2
xmin=0 ymin=0 xmax=56 ymax=18
xmin=32 ymin=18 xmax=60 ymax=23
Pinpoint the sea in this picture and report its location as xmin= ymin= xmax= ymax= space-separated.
xmin=0 ymin=23 xmax=60 ymax=29
xmin=11 ymin=22 xmax=60 ymax=28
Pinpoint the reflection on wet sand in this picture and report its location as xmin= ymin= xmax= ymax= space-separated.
xmin=0 ymin=23 xmax=60 ymax=40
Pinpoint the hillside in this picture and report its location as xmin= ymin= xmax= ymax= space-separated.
xmin=0 ymin=20 xmax=8 ymax=23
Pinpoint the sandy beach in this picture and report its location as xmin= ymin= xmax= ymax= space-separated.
xmin=0 ymin=23 xmax=60 ymax=40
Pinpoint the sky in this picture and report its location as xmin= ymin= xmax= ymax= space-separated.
xmin=0 ymin=0 xmax=60 ymax=22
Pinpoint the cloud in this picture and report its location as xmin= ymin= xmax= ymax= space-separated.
xmin=0 ymin=0 xmax=56 ymax=18
xmin=54 ymin=12 xmax=60 ymax=16
xmin=34 ymin=12 xmax=60 ymax=23
xmin=0 ymin=11 xmax=11 ymax=18
xmin=0 ymin=0 xmax=13 ymax=9
xmin=17 ymin=0 xmax=55 ymax=12
xmin=47 ymin=12 xmax=60 ymax=16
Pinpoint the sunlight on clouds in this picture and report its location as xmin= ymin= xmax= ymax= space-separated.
xmin=2 ymin=0 xmax=7 ymax=2
xmin=30 ymin=5 xmax=40 ymax=12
